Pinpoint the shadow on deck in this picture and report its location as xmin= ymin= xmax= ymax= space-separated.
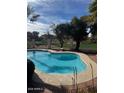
xmin=27 ymin=72 xmax=97 ymax=93
xmin=27 ymin=72 xmax=68 ymax=93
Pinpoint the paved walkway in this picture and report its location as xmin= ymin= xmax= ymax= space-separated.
xmin=88 ymin=55 xmax=97 ymax=63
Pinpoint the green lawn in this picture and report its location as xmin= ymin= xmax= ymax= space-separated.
xmin=62 ymin=40 xmax=97 ymax=51
xmin=28 ymin=40 xmax=97 ymax=51
xmin=79 ymin=42 xmax=97 ymax=51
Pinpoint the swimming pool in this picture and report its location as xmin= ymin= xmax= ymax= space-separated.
xmin=27 ymin=50 xmax=87 ymax=74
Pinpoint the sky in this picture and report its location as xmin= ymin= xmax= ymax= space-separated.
xmin=27 ymin=0 xmax=92 ymax=35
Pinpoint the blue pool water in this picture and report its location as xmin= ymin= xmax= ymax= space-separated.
xmin=27 ymin=51 xmax=86 ymax=74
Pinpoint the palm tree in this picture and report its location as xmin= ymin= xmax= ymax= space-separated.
xmin=80 ymin=0 xmax=97 ymax=25
xmin=27 ymin=4 xmax=33 ymax=17
xmin=27 ymin=4 xmax=40 ymax=22
xmin=89 ymin=0 xmax=97 ymax=23
xmin=89 ymin=0 xmax=97 ymax=42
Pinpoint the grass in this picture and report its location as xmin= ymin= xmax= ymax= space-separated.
xmin=28 ymin=40 xmax=97 ymax=51
xmin=62 ymin=40 xmax=97 ymax=51
xmin=80 ymin=42 xmax=97 ymax=51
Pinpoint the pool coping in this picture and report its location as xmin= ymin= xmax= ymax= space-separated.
xmin=27 ymin=49 xmax=97 ymax=86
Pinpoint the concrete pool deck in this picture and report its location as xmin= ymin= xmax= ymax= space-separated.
xmin=28 ymin=49 xmax=97 ymax=86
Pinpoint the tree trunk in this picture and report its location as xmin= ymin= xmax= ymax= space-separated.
xmin=60 ymin=40 xmax=64 ymax=48
xmin=47 ymin=39 xmax=51 ymax=49
xmin=75 ymin=41 xmax=80 ymax=50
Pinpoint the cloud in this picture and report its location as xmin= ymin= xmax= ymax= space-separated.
xmin=37 ymin=15 xmax=70 ymax=24
xmin=27 ymin=0 xmax=91 ymax=34
xmin=28 ymin=0 xmax=91 ymax=19
xmin=27 ymin=22 xmax=50 ymax=35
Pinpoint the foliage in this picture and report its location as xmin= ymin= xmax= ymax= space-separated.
xmin=80 ymin=0 xmax=97 ymax=43
xmin=90 ymin=22 xmax=97 ymax=43
xmin=27 ymin=4 xmax=40 ymax=22
xmin=80 ymin=15 xmax=93 ymax=25
xmin=70 ymin=17 xmax=88 ymax=50
xmin=53 ymin=23 xmax=71 ymax=48
xmin=27 ymin=4 xmax=34 ymax=17
xmin=89 ymin=0 xmax=97 ymax=13
xmin=80 ymin=0 xmax=97 ymax=25
xmin=32 ymin=31 xmax=39 ymax=41
xmin=27 ymin=32 xmax=33 ymax=41
xmin=30 ymin=14 xmax=40 ymax=22
xmin=52 ymin=17 xmax=88 ymax=50
xmin=27 ymin=31 xmax=39 ymax=41
xmin=89 ymin=0 xmax=97 ymax=23
xmin=90 ymin=22 xmax=97 ymax=36
xmin=27 ymin=31 xmax=56 ymax=48
xmin=27 ymin=1 xmax=97 ymax=50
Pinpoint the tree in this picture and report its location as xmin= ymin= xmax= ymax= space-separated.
xmin=30 ymin=14 xmax=40 ymax=22
xmin=45 ymin=31 xmax=53 ymax=49
xmin=27 ymin=31 xmax=39 ymax=48
xmin=89 ymin=0 xmax=97 ymax=23
xmin=27 ymin=31 xmax=33 ymax=41
xmin=27 ymin=4 xmax=34 ymax=17
xmin=90 ymin=22 xmax=97 ymax=43
xmin=70 ymin=17 xmax=88 ymax=50
xmin=89 ymin=0 xmax=97 ymax=42
xmin=32 ymin=31 xmax=39 ymax=41
xmin=90 ymin=22 xmax=97 ymax=36
xmin=27 ymin=4 xmax=40 ymax=48
xmin=27 ymin=31 xmax=39 ymax=41
xmin=27 ymin=4 xmax=40 ymax=22
xmin=53 ymin=23 xmax=70 ymax=48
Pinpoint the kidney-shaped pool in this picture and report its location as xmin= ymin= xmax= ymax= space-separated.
xmin=27 ymin=50 xmax=87 ymax=74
